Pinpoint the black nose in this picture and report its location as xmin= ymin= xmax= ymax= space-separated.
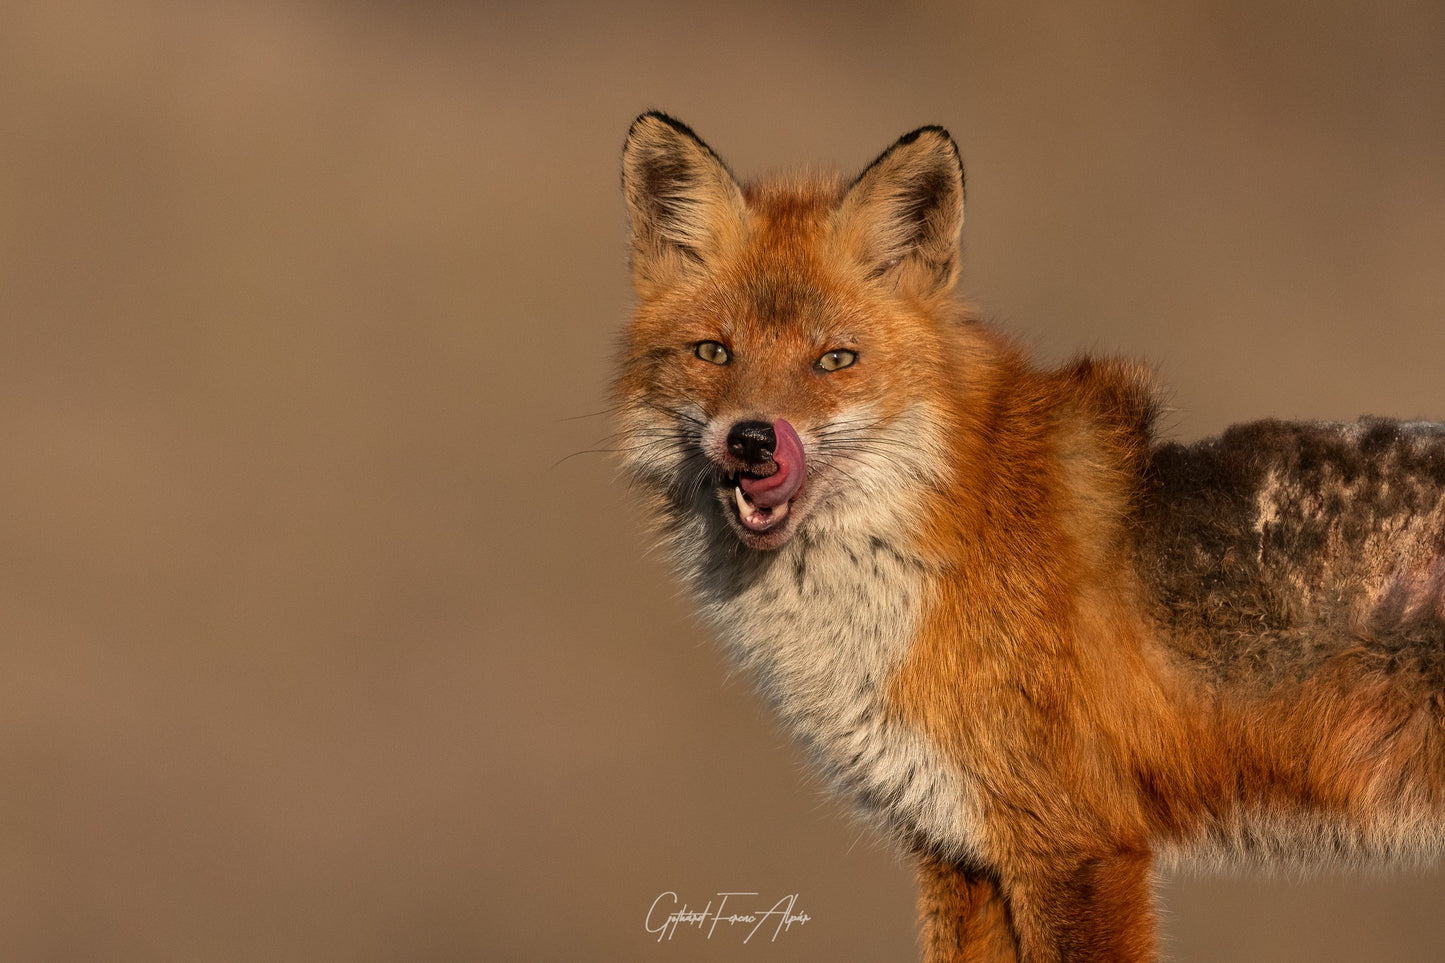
xmin=727 ymin=420 xmax=776 ymax=464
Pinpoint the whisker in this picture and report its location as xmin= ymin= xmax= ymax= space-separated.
xmin=551 ymin=447 xmax=623 ymax=469
xmin=642 ymin=398 xmax=711 ymax=427
xmin=557 ymin=404 xmax=625 ymax=423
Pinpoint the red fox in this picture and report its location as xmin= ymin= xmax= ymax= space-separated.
xmin=612 ymin=111 xmax=1445 ymax=961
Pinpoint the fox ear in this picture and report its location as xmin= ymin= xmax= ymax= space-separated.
xmin=835 ymin=127 xmax=964 ymax=298
xmin=621 ymin=112 xmax=747 ymax=294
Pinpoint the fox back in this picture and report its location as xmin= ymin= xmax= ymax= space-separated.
xmin=612 ymin=112 xmax=1445 ymax=962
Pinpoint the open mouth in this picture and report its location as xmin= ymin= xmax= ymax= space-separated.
xmin=723 ymin=418 xmax=806 ymax=539
xmin=731 ymin=476 xmax=793 ymax=532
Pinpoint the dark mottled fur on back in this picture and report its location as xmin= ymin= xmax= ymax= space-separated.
xmin=1137 ymin=419 xmax=1445 ymax=691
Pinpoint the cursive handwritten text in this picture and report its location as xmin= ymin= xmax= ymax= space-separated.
xmin=644 ymin=891 xmax=812 ymax=943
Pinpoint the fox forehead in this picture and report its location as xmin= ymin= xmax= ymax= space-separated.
xmin=673 ymin=176 xmax=876 ymax=337
xmin=630 ymin=231 xmax=876 ymax=350
xmin=695 ymin=269 xmax=869 ymax=345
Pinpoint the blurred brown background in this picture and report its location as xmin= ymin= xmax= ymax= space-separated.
xmin=2 ymin=1 xmax=1443 ymax=960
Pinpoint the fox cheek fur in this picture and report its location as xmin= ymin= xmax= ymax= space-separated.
xmin=612 ymin=111 xmax=1445 ymax=963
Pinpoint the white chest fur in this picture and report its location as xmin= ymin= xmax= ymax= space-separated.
xmin=686 ymin=528 xmax=983 ymax=861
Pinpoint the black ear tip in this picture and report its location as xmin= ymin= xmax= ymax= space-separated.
xmin=900 ymin=126 xmax=961 ymax=165
xmin=628 ymin=110 xmax=703 ymax=145
xmin=898 ymin=125 xmax=954 ymax=145
xmin=902 ymin=126 xmax=964 ymax=189
xmin=623 ymin=112 xmax=732 ymax=181
xmin=849 ymin=124 xmax=965 ymax=195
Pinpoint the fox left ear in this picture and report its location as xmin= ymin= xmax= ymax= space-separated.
xmin=835 ymin=127 xmax=964 ymax=298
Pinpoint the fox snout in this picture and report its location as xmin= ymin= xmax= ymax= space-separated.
xmin=713 ymin=417 xmax=808 ymax=546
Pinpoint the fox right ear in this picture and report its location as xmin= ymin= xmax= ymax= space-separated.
xmin=621 ymin=112 xmax=747 ymax=294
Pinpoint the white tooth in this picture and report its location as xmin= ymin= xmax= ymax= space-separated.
xmin=735 ymin=485 xmax=750 ymax=517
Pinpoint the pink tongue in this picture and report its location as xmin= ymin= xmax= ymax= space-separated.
xmin=738 ymin=419 xmax=806 ymax=509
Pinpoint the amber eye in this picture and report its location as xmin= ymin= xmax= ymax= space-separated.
xmin=694 ymin=340 xmax=730 ymax=365
xmin=815 ymin=349 xmax=857 ymax=372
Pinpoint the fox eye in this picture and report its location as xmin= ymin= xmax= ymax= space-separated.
xmin=694 ymin=340 xmax=730 ymax=365
xmin=815 ymin=349 xmax=857 ymax=372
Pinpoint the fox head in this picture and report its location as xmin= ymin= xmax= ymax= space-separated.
xmin=613 ymin=112 xmax=976 ymax=553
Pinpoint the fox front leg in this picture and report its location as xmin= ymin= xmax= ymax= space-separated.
xmin=917 ymin=854 xmax=1020 ymax=963
xmin=1004 ymin=847 xmax=1158 ymax=963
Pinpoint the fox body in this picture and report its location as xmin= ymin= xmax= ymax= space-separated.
xmin=612 ymin=112 xmax=1445 ymax=961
